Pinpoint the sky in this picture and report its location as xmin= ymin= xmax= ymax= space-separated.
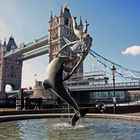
xmin=0 ymin=0 xmax=140 ymax=88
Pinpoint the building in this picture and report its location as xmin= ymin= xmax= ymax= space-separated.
xmin=0 ymin=37 xmax=22 ymax=99
xmin=31 ymin=80 xmax=57 ymax=100
xmin=29 ymin=80 xmax=57 ymax=109
xmin=48 ymin=5 xmax=83 ymax=75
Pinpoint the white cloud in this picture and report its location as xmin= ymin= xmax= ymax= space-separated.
xmin=122 ymin=45 xmax=140 ymax=56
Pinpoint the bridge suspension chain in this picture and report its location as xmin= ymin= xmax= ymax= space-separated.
xmin=62 ymin=36 xmax=140 ymax=80
xmin=90 ymin=49 xmax=140 ymax=81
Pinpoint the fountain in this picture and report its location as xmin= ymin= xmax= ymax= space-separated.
xmin=43 ymin=12 xmax=92 ymax=126
xmin=0 ymin=118 xmax=140 ymax=140
xmin=1 ymin=5 xmax=140 ymax=140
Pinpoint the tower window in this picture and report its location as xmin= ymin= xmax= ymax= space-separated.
xmin=64 ymin=18 xmax=69 ymax=26
xmin=10 ymin=74 xmax=14 ymax=78
xmin=11 ymin=65 xmax=14 ymax=73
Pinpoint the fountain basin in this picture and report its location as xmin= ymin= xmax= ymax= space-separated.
xmin=0 ymin=116 xmax=140 ymax=140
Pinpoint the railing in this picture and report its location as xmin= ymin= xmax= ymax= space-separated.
xmin=24 ymin=35 xmax=48 ymax=48
xmin=4 ymin=35 xmax=48 ymax=58
xmin=17 ymin=45 xmax=49 ymax=61
xmin=6 ymin=81 xmax=140 ymax=95
xmin=67 ymin=81 xmax=140 ymax=91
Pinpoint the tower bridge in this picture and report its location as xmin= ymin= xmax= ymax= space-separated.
xmin=0 ymin=5 xmax=140 ymax=100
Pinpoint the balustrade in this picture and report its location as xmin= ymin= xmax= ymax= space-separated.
xmin=67 ymin=81 xmax=140 ymax=91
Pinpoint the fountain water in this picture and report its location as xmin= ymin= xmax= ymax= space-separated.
xmin=0 ymin=118 xmax=140 ymax=140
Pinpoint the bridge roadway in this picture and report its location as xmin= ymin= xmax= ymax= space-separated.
xmin=17 ymin=46 xmax=49 ymax=61
xmin=4 ymin=35 xmax=48 ymax=60
xmin=67 ymin=81 xmax=140 ymax=92
xmin=6 ymin=82 xmax=140 ymax=97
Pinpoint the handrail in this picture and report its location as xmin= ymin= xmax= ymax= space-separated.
xmin=67 ymin=81 xmax=140 ymax=91
xmin=4 ymin=35 xmax=48 ymax=58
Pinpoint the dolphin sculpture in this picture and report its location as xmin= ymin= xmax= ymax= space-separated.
xmin=43 ymin=56 xmax=88 ymax=126
xmin=43 ymin=56 xmax=80 ymax=114
xmin=43 ymin=16 xmax=92 ymax=126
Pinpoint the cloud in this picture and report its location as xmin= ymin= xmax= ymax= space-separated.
xmin=122 ymin=45 xmax=140 ymax=56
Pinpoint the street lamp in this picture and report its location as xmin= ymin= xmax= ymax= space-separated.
xmin=111 ymin=65 xmax=116 ymax=114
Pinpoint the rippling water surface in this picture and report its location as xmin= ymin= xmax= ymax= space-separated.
xmin=0 ymin=118 xmax=140 ymax=140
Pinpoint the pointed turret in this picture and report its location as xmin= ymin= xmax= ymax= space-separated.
xmin=3 ymin=38 xmax=6 ymax=46
xmin=62 ymin=5 xmax=71 ymax=26
xmin=50 ymin=11 xmax=53 ymax=22
xmin=63 ymin=5 xmax=71 ymax=18
xmin=6 ymin=36 xmax=17 ymax=52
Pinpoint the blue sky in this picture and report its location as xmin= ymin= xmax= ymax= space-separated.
xmin=0 ymin=0 xmax=140 ymax=88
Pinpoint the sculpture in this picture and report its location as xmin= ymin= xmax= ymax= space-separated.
xmin=43 ymin=56 xmax=79 ymax=112
xmin=43 ymin=16 xmax=92 ymax=126
xmin=43 ymin=55 xmax=89 ymax=126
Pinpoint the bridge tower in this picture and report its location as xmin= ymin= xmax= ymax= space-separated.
xmin=0 ymin=37 xmax=22 ymax=98
xmin=48 ymin=5 xmax=83 ymax=76
xmin=47 ymin=5 xmax=84 ymax=101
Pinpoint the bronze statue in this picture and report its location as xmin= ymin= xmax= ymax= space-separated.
xmin=43 ymin=56 xmax=79 ymax=112
xmin=43 ymin=16 xmax=92 ymax=126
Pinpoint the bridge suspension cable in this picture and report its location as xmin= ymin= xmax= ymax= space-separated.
xmin=62 ymin=36 xmax=140 ymax=80
xmin=90 ymin=49 xmax=140 ymax=81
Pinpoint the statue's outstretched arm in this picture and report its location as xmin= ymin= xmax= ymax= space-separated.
xmin=55 ymin=40 xmax=78 ymax=57
xmin=64 ymin=50 xmax=88 ymax=81
xmin=83 ymin=20 xmax=89 ymax=34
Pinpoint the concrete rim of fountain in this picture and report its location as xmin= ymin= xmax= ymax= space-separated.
xmin=1 ymin=110 xmax=140 ymax=123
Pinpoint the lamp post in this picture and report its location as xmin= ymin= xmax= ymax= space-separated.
xmin=111 ymin=65 xmax=116 ymax=114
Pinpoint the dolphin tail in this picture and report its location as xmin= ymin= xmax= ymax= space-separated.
xmin=70 ymin=108 xmax=89 ymax=126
